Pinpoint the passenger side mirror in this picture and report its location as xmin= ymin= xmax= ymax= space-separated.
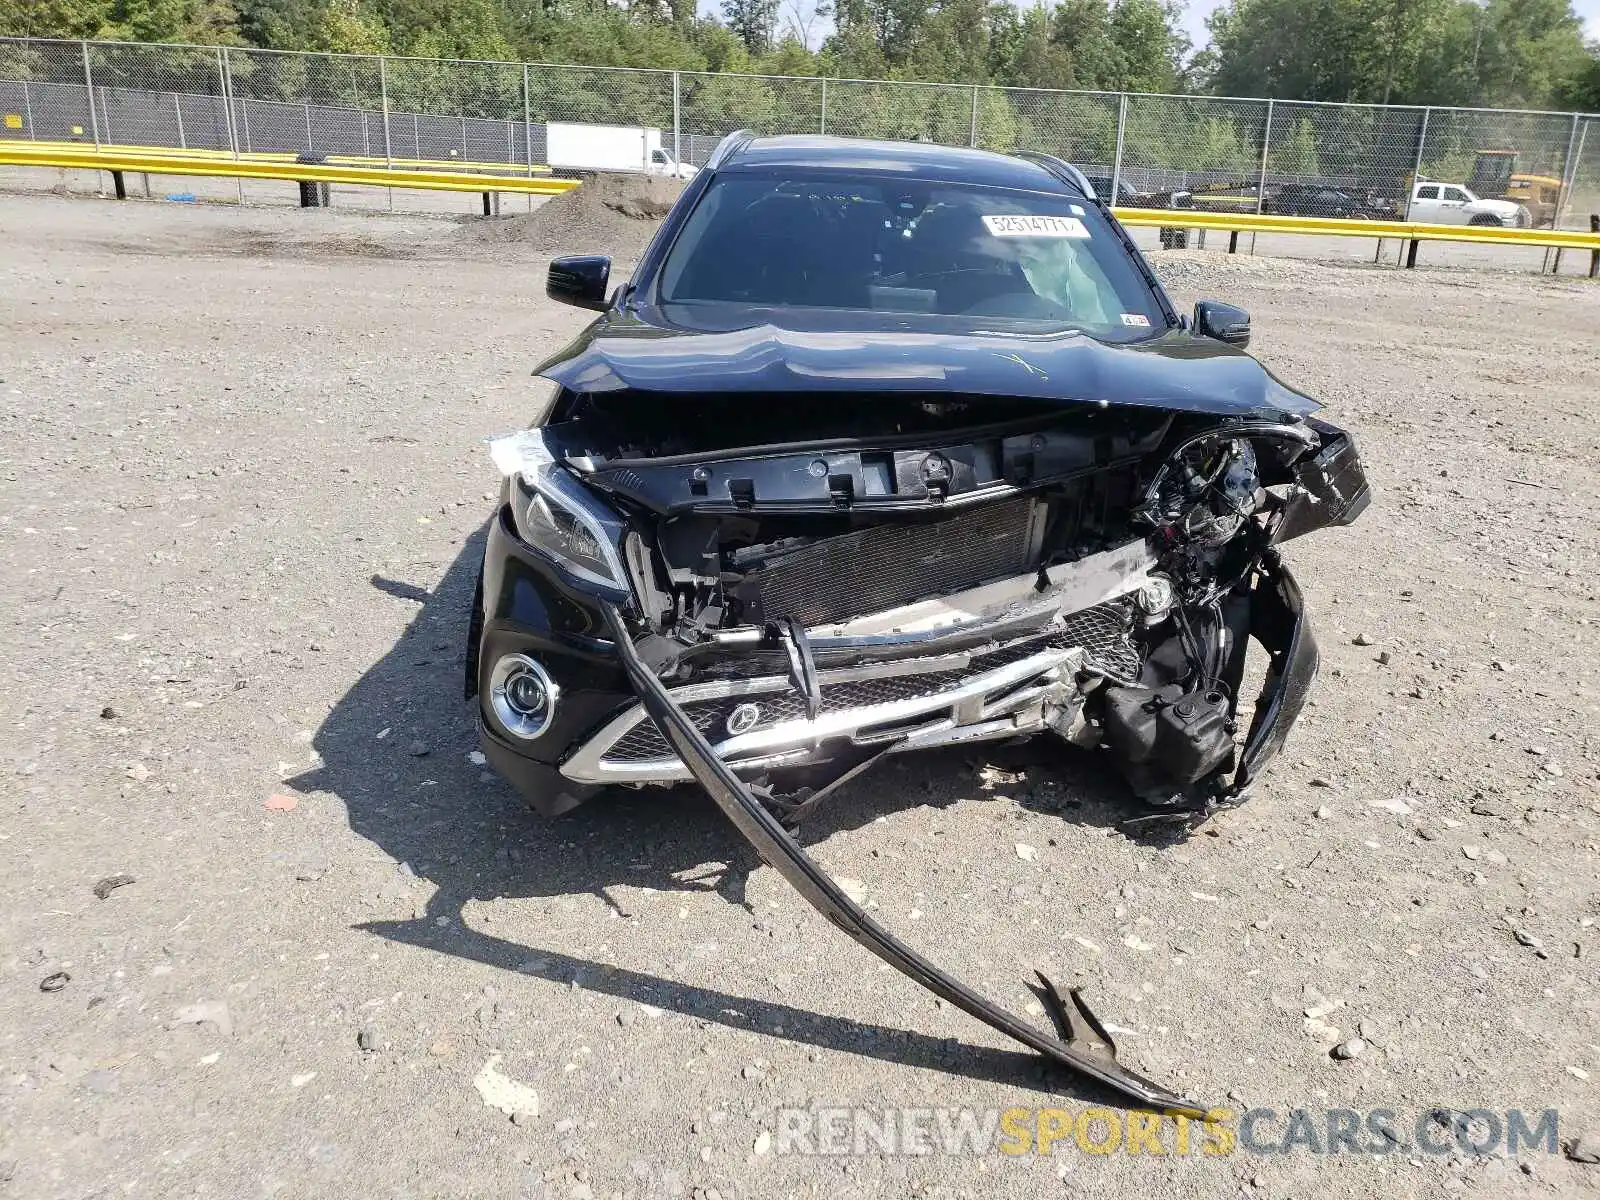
xmin=547 ymin=255 xmax=612 ymax=311
xmin=1193 ymin=300 xmax=1250 ymax=348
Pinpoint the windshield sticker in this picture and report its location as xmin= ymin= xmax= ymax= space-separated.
xmin=981 ymin=214 xmax=1090 ymax=239
xmin=1120 ymin=313 xmax=1152 ymax=327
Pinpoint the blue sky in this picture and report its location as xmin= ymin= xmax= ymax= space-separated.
xmin=1178 ymin=0 xmax=1600 ymax=47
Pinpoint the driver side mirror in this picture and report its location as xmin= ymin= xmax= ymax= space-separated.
xmin=1193 ymin=300 xmax=1250 ymax=348
xmin=547 ymin=255 xmax=612 ymax=311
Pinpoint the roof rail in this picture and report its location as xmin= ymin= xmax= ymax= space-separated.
xmin=706 ymin=129 xmax=756 ymax=171
xmin=1013 ymin=151 xmax=1094 ymax=199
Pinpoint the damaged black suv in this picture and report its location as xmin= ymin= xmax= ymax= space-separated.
xmin=466 ymin=133 xmax=1369 ymax=1109
xmin=471 ymin=132 xmax=1368 ymax=822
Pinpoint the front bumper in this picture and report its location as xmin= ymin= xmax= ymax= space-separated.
xmin=559 ymin=599 xmax=1140 ymax=786
xmin=470 ymin=504 xmax=632 ymax=814
xmin=476 ymin=492 xmax=1322 ymax=809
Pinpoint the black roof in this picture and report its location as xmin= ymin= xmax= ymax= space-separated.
xmin=719 ymin=134 xmax=1073 ymax=192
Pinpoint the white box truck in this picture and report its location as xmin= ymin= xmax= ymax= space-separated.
xmin=545 ymin=122 xmax=697 ymax=179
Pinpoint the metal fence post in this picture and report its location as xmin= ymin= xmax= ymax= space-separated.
xmin=672 ymin=70 xmax=681 ymax=166
xmin=819 ymin=77 xmax=827 ymax=135
xmin=1256 ymin=98 xmax=1273 ymax=213
xmin=22 ymin=79 xmax=33 ymax=139
xmin=969 ymin=85 xmax=979 ymax=148
xmin=174 ymin=92 xmax=185 ymax=149
xmin=379 ymin=54 xmax=393 ymax=210
xmin=81 ymin=40 xmax=100 ymax=148
xmin=1559 ymin=118 xmax=1589 ymax=229
xmin=1558 ymin=112 xmax=1580 ymax=228
xmin=522 ymin=63 xmax=533 ymax=177
xmin=1110 ymin=94 xmax=1127 ymax=199
xmin=304 ymin=102 xmax=314 ymax=152
xmin=218 ymin=46 xmax=244 ymax=204
xmin=1406 ymin=106 xmax=1430 ymax=219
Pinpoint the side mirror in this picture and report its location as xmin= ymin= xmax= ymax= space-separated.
xmin=547 ymin=255 xmax=612 ymax=311
xmin=1193 ymin=300 xmax=1250 ymax=348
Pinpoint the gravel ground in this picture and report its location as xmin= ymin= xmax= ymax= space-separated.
xmin=2 ymin=194 xmax=1598 ymax=1200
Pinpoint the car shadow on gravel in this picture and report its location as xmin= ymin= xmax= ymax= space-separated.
xmin=296 ymin=530 xmax=1164 ymax=1103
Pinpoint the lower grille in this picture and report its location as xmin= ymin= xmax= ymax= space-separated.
xmin=734 ymin=496 xmax=1041 ymax=627
xmin=602 ymin=600 xmax=1137 ymax=764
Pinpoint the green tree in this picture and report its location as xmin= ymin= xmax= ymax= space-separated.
xmin=994 ymin=4 xmax=1076 ymax=89
xmin=905 ymin=0 xmax=995 ymax=81
xmin=1473 ymin=0 xmax=1590 ymax=107
xmin=97 ymin=0 xmax=242 ymax=43
xmin=721 ymin=0 xmax=779 ymax=54
xmin=1553 ymin=48 xmax=1600 ymax=109
xmin=1202 ymin=0 xmax=1593 ymax=107
xmin=1108 ymin=0 xmax=1186 ymax=92
xmin=1 ymin=0 xmax=117 ymax=38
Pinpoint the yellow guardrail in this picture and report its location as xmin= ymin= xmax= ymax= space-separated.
xmin=0 ymin=140 xmax=573 ymax=195
xmin=1112 ymin=204 xmax=1600 ymax=253
xmin=5 ymin=137 xmax=553 ymax=176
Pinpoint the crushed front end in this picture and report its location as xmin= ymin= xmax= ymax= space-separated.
xmin=471 ymin=388 xmax=1368 ymax=823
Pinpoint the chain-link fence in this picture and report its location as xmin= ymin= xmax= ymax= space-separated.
xmin=4 ymin=36 xmax=1599 ymax=226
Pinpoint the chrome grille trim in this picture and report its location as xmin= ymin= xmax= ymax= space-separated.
xmin=560 ymin=598 xmax=1139 ymax=786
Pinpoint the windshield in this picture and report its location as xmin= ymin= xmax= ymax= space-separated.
xmin=655 ymin=172 xmax=1166 ymax=340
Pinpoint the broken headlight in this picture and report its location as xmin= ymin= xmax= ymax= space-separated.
xmin=489 ymin=430 xmax=630 ymax=598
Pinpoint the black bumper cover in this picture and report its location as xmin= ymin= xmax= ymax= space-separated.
xmin=1231 ymin=555 xmax=1317 ymax=796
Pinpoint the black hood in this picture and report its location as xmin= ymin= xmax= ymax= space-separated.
xmin=536 ymin=308 xmax=1321 ymax=421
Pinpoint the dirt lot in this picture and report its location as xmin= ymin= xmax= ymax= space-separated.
xmin=1 ymin=193 xmax=1598 ymax=1200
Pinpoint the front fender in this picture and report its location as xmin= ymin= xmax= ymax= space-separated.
xmin=1231 ymin=556 xmax=1318 ymax=794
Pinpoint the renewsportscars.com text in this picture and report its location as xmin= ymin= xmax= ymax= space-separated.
xmin=774 ymin=1105 xmax=1560 ymax=1158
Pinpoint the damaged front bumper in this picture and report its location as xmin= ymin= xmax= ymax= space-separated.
xmin=559 ymin=540 xmax=1161 ymax=787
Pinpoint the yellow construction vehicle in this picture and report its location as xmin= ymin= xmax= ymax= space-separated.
xmin=1469 ymin=149 xmax=1563 ymax=227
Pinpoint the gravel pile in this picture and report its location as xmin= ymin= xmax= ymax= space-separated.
xmin=460 ymin=170 xmax=684 ymax=263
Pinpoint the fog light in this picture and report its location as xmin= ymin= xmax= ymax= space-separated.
xmin=489 ymin=653 xmax=559 ymax=740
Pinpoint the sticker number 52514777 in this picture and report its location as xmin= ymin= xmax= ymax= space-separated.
xmin=981 ymin=214 xmax=1090 ymax=239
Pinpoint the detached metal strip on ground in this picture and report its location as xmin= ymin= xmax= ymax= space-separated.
xmin=600 ymin=603 xmax=1208 ymax=1116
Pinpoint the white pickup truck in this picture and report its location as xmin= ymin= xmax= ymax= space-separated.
xmin=1408 ymin=181 xmax=1528 ymax=227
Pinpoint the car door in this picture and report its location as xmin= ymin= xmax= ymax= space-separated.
xmin=1437 ymin=186 xmax=1473 ymax=224
xmin=1414 ymin=185 xmax=1452 ymax=224
xmin=1410 ymin=184 xmax=1442 ymax=222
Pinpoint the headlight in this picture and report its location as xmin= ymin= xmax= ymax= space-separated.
xmin=489 ymin=429 xmax=629 ymax=597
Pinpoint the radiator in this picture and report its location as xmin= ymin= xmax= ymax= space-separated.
xmin=734 ymin=495 xmax=1043 ymax=627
